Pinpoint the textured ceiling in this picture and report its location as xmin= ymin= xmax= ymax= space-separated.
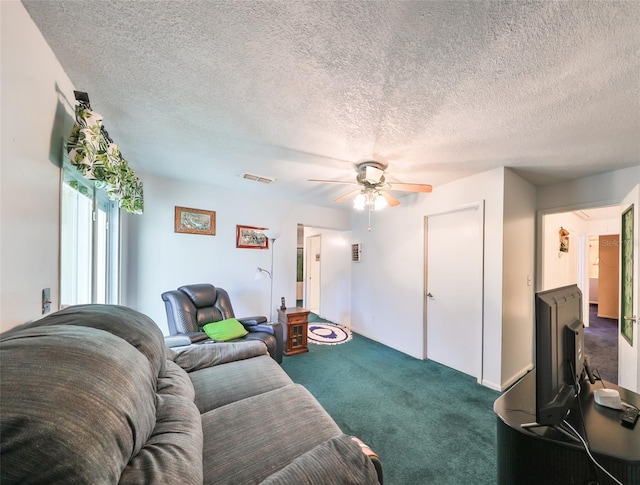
xmin=22 ymin=0 xmax=640 ymax=208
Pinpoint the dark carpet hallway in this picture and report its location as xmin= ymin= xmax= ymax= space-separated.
xmin=584 ymin=303 xmax=618 ymax=384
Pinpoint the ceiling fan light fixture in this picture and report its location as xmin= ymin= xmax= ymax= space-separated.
xmin=373 ymin=193 xmax=387 ymax=211
xmin=353 ymin=189 xmax=388 ymax=211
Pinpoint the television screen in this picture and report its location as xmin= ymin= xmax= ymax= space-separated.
xmin=535 ymin=284 xmax=585 ymax=426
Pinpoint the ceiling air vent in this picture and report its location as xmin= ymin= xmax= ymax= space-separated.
xmin=243 ymin=173 xmax=275 ymax=184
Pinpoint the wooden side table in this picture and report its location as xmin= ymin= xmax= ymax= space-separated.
xmin=278 ymin=307 xmax=309 ymax=356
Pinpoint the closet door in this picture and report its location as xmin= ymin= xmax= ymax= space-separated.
xmin=425 ymin=203 xmax=484 ymax=381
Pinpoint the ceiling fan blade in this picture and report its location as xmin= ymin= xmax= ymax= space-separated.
xmin=308 ymin=179 xmax=358 ymax=186
xmin=380 ymin=191 xmax=401 ymax=207
xmin=334 ymin=189 xmax=362 ymax=203
xmin=387 ymin=182 xmax=433 ymax=193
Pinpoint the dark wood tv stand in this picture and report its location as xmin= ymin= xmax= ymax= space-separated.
xmin=494 ymin=371 xmax=640 ymax=485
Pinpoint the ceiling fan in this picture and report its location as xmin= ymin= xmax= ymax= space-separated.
xmin=309 ymin=161 xmax=432 ymax=230
xmin=309 ymin=161 xmax=433 ymax=207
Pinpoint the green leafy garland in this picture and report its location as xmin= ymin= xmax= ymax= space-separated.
xmin=66 ymin=105 xmax=143 ymax=214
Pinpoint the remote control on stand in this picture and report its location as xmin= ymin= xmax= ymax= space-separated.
xmin=621 ymin=406 xmax=639 ymax=428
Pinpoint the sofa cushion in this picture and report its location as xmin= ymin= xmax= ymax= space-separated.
xmin=0 ymin=325 xmax=157 ymax=483
xmin=260 ymin=434 xmax=380 ymax=485
xmin=201 ymin=384 xmax=342 ymax=484
xmin=189 ymin=355 xmax=293 ymax=413
xmin=203 ymin=318 xmax=248 ymax=341
xmin=120 ymin=360 xmax=203 ymax=484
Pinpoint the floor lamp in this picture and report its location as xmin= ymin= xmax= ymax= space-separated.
xmin=255 ymin=230 xmax=279 ymax=320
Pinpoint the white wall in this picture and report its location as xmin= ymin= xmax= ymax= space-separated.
xmin=587 ymin=217 xmax=619 ymax=236
xmin=537 ymin=166 xmax=640 ymax=213
xmin=536 ymin=166 xmax=639 ymax=295
xmin=122 ymin=172 xmax=351 ymax=334
xmin=350 ymin=166 xmax=510 ymax=389
xmin=541 ymin=212 xmax=586 ymax=291
xmin=0 ymin=1 xmax=76 ymax=331
xmin=542 ymin=213 xmax=619 ymax=294
xmin=303 ymin=226 xmax=352 ymax=325
xmin=501 ymin=169 xmax=536 ymax=389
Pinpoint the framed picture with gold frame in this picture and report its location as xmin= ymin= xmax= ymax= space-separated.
xmin=174 ymin=206 xmax=216 ymax=235
xmin=236 ymin=225 xmax=269 ymax=249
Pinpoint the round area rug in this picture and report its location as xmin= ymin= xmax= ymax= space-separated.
xmin=307 ymin=323 xmax=352 ymax=345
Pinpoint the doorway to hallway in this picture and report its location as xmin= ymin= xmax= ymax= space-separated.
xmin=541 ymin=205 xmax=620 ymax=384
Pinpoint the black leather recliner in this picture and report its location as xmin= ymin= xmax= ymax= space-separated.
xmin=161 ymin=283 xmax=283 ymax=363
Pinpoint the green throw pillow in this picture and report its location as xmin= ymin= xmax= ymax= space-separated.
xmin=202 ymin=318 xmax=248 ymax=341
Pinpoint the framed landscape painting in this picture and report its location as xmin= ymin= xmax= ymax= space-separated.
xmin=236 ymin=225 xmax=269 ymax=249
xmin=174 ymin=206 xmax=216 ymax=235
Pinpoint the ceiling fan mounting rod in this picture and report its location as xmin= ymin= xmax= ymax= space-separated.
xmin=357 ymin=160 xmax=386 ymax=171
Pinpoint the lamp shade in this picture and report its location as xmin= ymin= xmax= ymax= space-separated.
xmin=373 ymin=193 xmax=388 ymax=211
xmin=263 ymin=229 xmax=280 ymax=240
xmin=353 ymin=193 xmax=366 ymax=210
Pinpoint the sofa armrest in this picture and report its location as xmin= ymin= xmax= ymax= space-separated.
xmin=238 ymin=316 xmax=268 ymax=326
xmin=246 ymin=323 xmax=279 ymax=336
xmin=246 ymin=323 xmax=283 ymax=364
xmin=260 ymin=434 xmax=381 ymax=485
xmin=186 ymin=331 xmax=209 ymax=343
xmin=164 ymin=335 xmax=192 ymax=348
xmin=351 ymin=437 xmax=383 ymax=484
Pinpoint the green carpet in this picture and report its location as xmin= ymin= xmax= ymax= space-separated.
xmin=281 ymin=333 xmax=500 ymax=484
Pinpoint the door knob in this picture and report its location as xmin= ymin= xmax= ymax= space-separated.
xmin=427 ymin=293 xmax=434 ymax=298
xmin=624 ymin=315 xmax=637 ymax=322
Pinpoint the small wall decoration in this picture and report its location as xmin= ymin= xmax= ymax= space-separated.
xmin=559 ymin=227 xmax=569 ymax=253
xmin=236 ymin=225 xmax=269 ymax=249
xmin=175 ymin=206 xmax=216 ymax=235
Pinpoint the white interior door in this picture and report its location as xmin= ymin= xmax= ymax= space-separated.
xmin=306 ymin=235 xmax=321 ymax=314
xmin=425 ymin=203 xmax=484 ymax=381
xmin=619 ymin=184 xmax=639 ymax=392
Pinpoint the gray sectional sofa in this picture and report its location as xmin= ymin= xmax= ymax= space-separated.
xmin=0 ymin=304 xmax=382 ymax=484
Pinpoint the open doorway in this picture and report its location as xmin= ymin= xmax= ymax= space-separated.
xmin=295 ymin=224 xmax=352 ymax=325
xmin=541 ymin=206 xmax=620 ymax=383
xmin=296 ymin=224 xmax=304 ymax=307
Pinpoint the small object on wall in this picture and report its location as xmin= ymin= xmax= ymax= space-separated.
xmin=175 ymin=206 xmax=216 ymax=235
xmin=559 ymin=227 xmax=569 ymax=253
xmin=280 ymin=297 xmax=286 ymax=310
xmin=236 ymin=225 xmax=269 ymax=249
xmin=352 ymin=243 xmax=362 ymax=262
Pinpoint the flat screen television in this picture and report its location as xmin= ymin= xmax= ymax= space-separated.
xmin=534 ymin=284 xmax=586 ymax=426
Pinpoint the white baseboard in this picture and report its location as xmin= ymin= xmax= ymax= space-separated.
xmin=493 ymin=364 xmax=533 ymax=392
